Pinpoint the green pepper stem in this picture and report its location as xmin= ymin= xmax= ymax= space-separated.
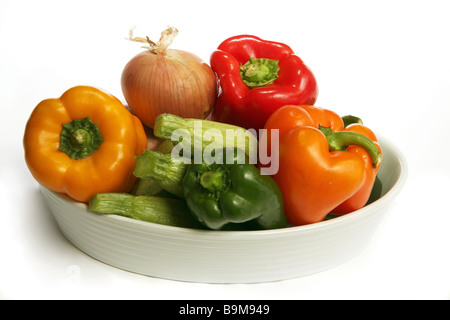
xmin=319 ymin=126 xmax=382 ymax=168
xmin=200 ymin=170 xmax=225 ymax=193
xmin=59 ymin=117 xmax=103 ymax=159
xmin=240 ymin=57 xmax=280 ymax=88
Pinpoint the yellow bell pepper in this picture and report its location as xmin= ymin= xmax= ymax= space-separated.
xmin=23 ymin=86 xmax=148 ymax=203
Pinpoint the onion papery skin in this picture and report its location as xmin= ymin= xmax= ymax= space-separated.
xmin=121 ymin=49 xmax=218 ymax=128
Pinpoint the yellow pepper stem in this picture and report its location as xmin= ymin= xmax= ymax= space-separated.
xmin=59 ymin=117 xmax=103 ymax=159
xmin=71 ymin=129 xmax=91 ymax=147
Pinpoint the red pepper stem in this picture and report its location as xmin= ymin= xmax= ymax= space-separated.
xmin=319 ymin=126 xmax=382 ymax=168
xmin=240 ymin=57 xmax=280 ymax=88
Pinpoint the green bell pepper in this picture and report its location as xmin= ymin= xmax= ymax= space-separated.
xmin=182 ymin=149 xmax=287 ymax=230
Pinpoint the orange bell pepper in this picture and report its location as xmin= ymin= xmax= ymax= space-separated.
xmin=23 ymin=86 xmax=148 ymax=203
xmin=263 ymin=105 xmax=382 ymax=226
xmin=331 ymin=121 xmax=382 ymax=214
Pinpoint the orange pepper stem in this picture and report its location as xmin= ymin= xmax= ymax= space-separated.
xmin=59 ymin=117 xmax=103 ymax=160
xmin=319 ymin=126 xmax=382 ymax=168
xmin=341 ymin=115 xmax=363 ymax=127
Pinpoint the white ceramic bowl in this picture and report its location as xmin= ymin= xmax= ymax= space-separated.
xmin=40 ymin=135 xmax=407 ymax=283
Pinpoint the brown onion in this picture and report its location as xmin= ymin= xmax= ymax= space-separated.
xmin=121 ymin=27 xmax=218 ymax=128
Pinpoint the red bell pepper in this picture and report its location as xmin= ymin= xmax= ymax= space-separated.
xmin=210 ymin=35 xmax=318 ymax=130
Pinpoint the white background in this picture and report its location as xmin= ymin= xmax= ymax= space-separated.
xmin=1 ymin=0 xmax=450 ymax=300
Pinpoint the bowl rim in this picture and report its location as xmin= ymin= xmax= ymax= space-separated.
xmin=41 ymin=133 xmax=408 ymax=238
